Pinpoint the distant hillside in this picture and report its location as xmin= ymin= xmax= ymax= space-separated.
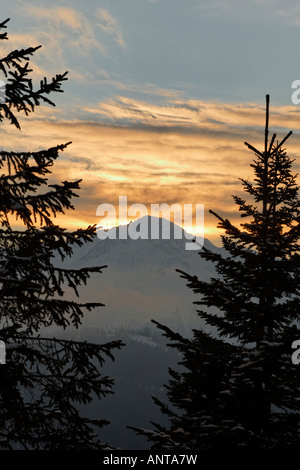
xmin=53 ymin=216 xmax=225 ymax=449
xmin=56 ymin=216 xmax=224 ymax=335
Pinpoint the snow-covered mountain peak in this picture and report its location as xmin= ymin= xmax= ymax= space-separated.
xmin=65 ymin=216 xmax=220 ymax=271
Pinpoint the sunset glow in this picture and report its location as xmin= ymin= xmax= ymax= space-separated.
xmin=1 ymin=1 xmax=300 ymax=246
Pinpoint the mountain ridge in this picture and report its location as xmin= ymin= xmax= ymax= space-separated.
xmin=54 ymin=216 xmax=224 ymax=449
xmin=65 ymin=215 xmax=222 ymax=271
xmin=56 ymin=215 xmax=224 ymax=334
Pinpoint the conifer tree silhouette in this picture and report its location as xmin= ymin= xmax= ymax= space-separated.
xmin=0 ymin=18 xmax=123 ymax=450
xmin=130 ymin=95 xmax=300 ymax=450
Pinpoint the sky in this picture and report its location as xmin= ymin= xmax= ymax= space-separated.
xmin=1 ymin=0 xmax=300 ymax=245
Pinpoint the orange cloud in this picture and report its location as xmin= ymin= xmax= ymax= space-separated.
xmin=24 ymin=5 xmax=83 ymax=30
xmin=2 ymin=98 xmax=300 ymax=245
xmin=96 ymin=9 xmax=125 ymax=48
xmin=85 ymin=96 xmax=300 ymax=138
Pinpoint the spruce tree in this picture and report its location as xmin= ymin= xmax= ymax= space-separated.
xmin=131 ymin=95 xmax=300 ymax=450
xmin=0 ymin=18 xmax=123 ymax=450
